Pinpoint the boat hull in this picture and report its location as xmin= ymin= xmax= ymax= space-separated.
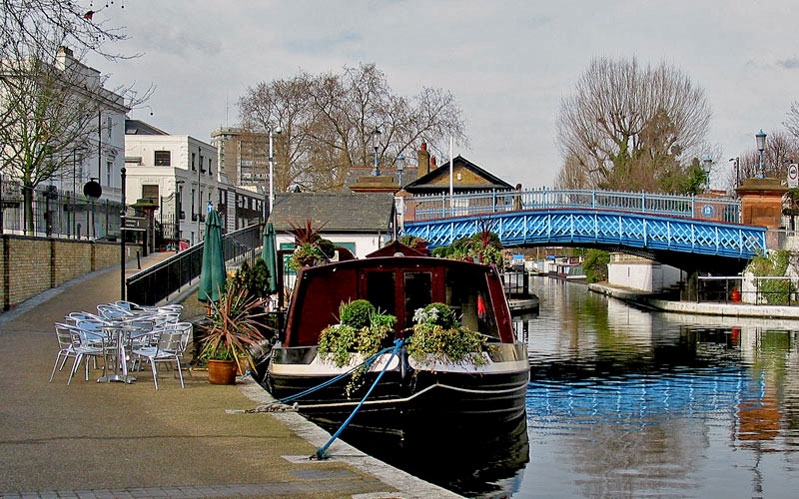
xmin=263 ymin=342 xmax=530 ymax=433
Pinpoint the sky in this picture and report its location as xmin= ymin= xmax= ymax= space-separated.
xmin=85 ymin=0 xmax=799 ymax=189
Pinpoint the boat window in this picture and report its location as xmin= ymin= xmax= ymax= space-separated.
xmin=404 ymin=272 xmax=432 ymax=323
xmin=366 ymin=271 xmax=395 ymax=315
xmin=446 ymin=268 xmax=499 ymax=340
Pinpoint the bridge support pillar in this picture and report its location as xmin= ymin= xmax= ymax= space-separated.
xmin=736 ymin=177 xmax=786 ymax=230
xmin=681 ymin=270 xmax=699 ymax=302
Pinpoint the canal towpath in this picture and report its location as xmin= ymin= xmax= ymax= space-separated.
xmin=0 ymin=253 xmax=460 ymax=499
xmin=589 ymin=281 xmax=799 ymax=320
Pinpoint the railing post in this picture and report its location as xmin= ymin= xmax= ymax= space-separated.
xmin=691 ymin=195 xmax=695 ymax=218
xmin=592 ymin=190 xmax=596 ymax=209
xmin=492 ymin=189 xmax=497 ymax=213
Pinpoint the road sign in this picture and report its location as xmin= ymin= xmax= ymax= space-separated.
xmin=121 ymin=216 xmax=147 ymax=232
xmin=789 ymin=163 xmax=798 ymax=188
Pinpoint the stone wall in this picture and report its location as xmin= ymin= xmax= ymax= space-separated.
xmin=1 ymin=235 xmax=139 ymax=310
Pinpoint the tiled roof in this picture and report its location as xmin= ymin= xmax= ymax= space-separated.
xmin=404 ymin=155 xmax=513 ymax=193
xmin=269 ymin=192 xmax=395 ymax=232
xmin=343 ymin=167 xmax=420 ymax=191
xmin=125 ymin=119 xmax=170 ymax=136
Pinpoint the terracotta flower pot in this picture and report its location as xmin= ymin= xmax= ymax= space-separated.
xmin=207 ymin=359 xmax=237 ymax=385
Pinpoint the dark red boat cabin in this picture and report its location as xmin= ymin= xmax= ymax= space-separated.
xmin=283 ymin=255 xmax=514 ymax=346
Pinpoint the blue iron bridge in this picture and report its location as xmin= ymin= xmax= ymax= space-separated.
xmin=398 ymin=188 xmax=767 ymax=260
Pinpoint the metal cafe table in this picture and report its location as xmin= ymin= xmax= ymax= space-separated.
xmin=97 ymin=317 xmax=154 ymax=384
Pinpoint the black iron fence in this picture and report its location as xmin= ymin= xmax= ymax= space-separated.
xmin=697 ymin=276 xmax=799 ymax=306
xmin=126 ymin=223 xmax=262 ymax=306
xmin=0 ymin=175 xmax=122 ymax=239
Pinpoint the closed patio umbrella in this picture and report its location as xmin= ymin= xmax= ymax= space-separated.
xmin=198 ymin=209 xmax=226 ymax=303
xmin=261 ymin=221 xmax=279 ymax=294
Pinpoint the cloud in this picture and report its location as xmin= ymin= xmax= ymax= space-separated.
xmin=777 ymin=57 xmax=799 ymax=69
xmin=285 ymin=31 xmax=363 ymax=55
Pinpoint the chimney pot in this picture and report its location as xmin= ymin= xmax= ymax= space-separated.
xmin=431 ymin=156 xmax=437 ymax=167
xmin=421 ymin=142 xmax=427 ymax=151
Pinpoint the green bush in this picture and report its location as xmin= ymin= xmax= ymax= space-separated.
xmin=339 ymin=299 xmax=376 ymax=329
xmin=747 ymin=250 xmax=795 ymax=305
xmin=583 ymin=249 xmax=610 ymax=283
xmin=407 ymin=323 xmax=487 ymax=366
xmin=318 ymin=305 xmax=396 ymax=397
xmin=318 ymin=324 xmax=358 ymax=367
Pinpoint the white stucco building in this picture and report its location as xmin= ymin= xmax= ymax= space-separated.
xmin=124 ymin=120 xmax=265 ymax=246
xmin=0 ymin=47 xmax=129 ymax=239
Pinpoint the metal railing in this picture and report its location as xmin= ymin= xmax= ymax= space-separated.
xmin=400 ymin=188 xmax=741 ymax=224
xmin=1 ymin=175 xmax=122 ymax=239
xmin=697 ymin=275 xmax=799 ymax=306
xmin=125 ymin=223 xmax=262 ymax=306
xmin=501 ymin=271 xmax=530 ymax=298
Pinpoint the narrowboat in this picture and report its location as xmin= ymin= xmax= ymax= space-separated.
xmin=262 ymin=242 xmax=529 ymax=432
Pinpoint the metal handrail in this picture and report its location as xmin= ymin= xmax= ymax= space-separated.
xmin=697 ymin=274 xmax=799 ymax=306
xmin=125 ymin=223 xmax=262 ymax=306
xmin=399 ymin=188 xmax=742 ymax=223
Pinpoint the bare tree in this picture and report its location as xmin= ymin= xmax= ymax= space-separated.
xmin=555 ymin=57 xmax=712 ymax=192
xmin=0 ymin=2 xmax=148 ymax=233
xmin=239 ymin=64 xmax=468 ymax=192
xmin=0 ymin=0 xmax=129 ymax=61
xmin=724 ymin=130 xmax=799 ymax=190
xmin=0 ymin=41 xmax=137 ymax=233
xmin=785 ymin=100 xmax=799 ymax=141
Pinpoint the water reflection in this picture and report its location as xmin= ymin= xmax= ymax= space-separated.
xmin=316 ymin=412 xmax=530 ymax=498
xmin=517 ymin=277 xmax=799 ymax=498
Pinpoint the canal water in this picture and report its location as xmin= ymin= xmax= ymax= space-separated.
xmin=339 ymin=276 xmax=799 ymax=498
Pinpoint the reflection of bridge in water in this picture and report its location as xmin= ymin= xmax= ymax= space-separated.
xmin=399 ymin=188 xmax=767 ymax=270
xmin=527 ymin=367 xmax=761 ymax=423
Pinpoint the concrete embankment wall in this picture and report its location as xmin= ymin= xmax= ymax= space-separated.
xmin=1 ymin=235 xmax=140 ymax=311
xmin=589 ymin=282 xmax=799 ymax=319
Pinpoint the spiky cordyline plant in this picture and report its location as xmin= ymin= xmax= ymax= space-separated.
xmin=201 ymin=285 xmax=268 ymax=374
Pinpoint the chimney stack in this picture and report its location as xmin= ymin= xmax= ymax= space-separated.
xmin=418 ymin=142 xmax=431 ymax=175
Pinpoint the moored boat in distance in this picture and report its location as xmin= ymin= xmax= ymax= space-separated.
xmin=262 ymin=241 xmax=529 ymax=434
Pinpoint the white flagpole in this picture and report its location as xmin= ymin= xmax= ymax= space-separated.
xmin=449 ymin=136 xmax=454 ymax=212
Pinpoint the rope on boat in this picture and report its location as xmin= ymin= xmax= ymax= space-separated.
xmin=277 ymin=344 xmax=398 ymax=405
xmin=295 ymin=382 xmax=529 ymax=409
xmin=311 ymin=338 xmax=405 ymax=461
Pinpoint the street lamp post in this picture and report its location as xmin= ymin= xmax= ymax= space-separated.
xmin=371 ymin=127 xmax=381 ymax=176
xmin=174 ymin=179 xmax=184 ymax=245
xmin=396 ymin=154 xmax=405 ymax=186
xmin=267 ymin=125 xmax=283 ymax=219
xmin=120 ymin=166 xmax=126 ymax=300
xmin=702 ymin=156 xmax=713 ymax=191
xmin=729 ymin=157 xmax=740 ymax=189
xmin=756 ymin=129 xmax=767 ymax=178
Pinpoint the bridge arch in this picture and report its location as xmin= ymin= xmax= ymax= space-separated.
xmin=401 ymin=208 xmax=766 ymax=272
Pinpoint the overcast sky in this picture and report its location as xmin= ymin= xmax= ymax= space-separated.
xmin=87 ymin=0 xmax=799 ymax=189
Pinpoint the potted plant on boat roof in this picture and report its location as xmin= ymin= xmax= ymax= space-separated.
xmin=200 ymin=282 xmax=268 ymax=384
xmin=318 ymin=299 xmax=396 ymax=397
xmin=287 ymin=219 xmax=335 ymax=270
xmin=407 ymin=302 xmax=489 ymax=366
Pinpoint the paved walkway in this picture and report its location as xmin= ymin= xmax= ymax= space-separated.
xmin=0 ymin=256 xmax=458 ymax=498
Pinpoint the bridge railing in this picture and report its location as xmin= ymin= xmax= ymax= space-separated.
xmin=400 ymin=188 xmax=741 ymax=224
